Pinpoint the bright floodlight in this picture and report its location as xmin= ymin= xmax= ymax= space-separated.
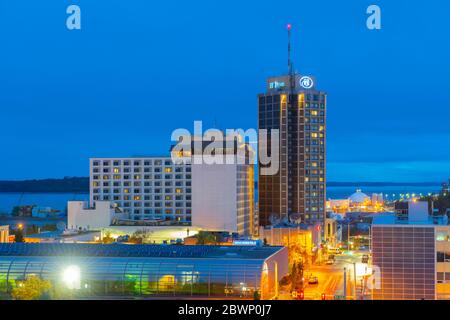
xmin=62 ymin=265 xmax=81 ymax=290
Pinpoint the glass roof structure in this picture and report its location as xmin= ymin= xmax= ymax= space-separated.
xmin=0 ymin=243 xmax=288 ymax=299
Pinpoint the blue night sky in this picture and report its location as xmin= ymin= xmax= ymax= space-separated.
xmin=0 ymin=0 xmax=449 ymax=182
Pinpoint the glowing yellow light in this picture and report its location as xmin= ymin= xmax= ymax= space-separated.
xmin=159 ymin=275 xmax=175 ymax=290
xmin=62 ymin=265 xmax=81 ymax=290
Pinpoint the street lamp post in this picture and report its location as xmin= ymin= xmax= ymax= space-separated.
xmin=353 ymin=262 xmax=357 ymax=300
xmin=343 ymin=267 xmax=347 ymax=300
xmin=347 ymin=221 xmax=353 ymax=250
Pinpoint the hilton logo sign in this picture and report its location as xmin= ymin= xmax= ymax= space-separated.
xmin=268 ymin=76 xmax=315 ymax=91
xmin=269 ymin=81 xmax=286 ymax=89
xmin=299 ymin=76 xmax=314 ymax=89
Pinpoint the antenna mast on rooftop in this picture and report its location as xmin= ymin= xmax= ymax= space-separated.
xmin=287 ymin=23 xmax=293 ymax=75
xmin=287 ymin=23 xmax=295 ymax=93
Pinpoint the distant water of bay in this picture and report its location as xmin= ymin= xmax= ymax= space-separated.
xmin=0 ymin=193 xmax=89 ymax=214
xmin=0 ymin=185 xmax=441 ymax=215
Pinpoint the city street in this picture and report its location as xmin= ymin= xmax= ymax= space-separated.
xmin=281 ymin=251 xmax=370 ymax=300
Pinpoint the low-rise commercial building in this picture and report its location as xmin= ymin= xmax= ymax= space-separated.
xmin=259 ymin=224 xmax=322 ymax=265
xmin=372 ymin=200 xmax=450 ymax=300
xmin=0 ymin=243 xmax=288 ymax=299
xmin=23 ymin=231 xmax=101 ymax=244
xmin=0 ymin=226 xmax=9 ymax=243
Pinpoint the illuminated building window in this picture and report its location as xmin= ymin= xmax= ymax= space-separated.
xmin=113 ymin=168 xmax=120 ymax=173
xmin=159 ymin=275 xmax=175 ymax=291
xmin=165 ymin=167 xmax=172 ymax=173
xmin=175 ymin=188 xmax=183 ymax=194
xmin=134 ymin=196 xmax=141 ymax=201
xmin=124 ymin=189 xmax=130 ymax=194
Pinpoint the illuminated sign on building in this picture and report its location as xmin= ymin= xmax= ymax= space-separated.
xmin=299 ymin=76 xmax=314 ymax=89
xmin=269 ymin=81 xmax=286 ymax=89
xmin=233 ymin=240 xmax=262 ymax=246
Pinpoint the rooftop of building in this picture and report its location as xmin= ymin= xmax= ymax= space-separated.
xmin=24 ymin=230 xmax=100 ymax=239
xmin=348 ymin=189 xmax=370 ymax=203
xmin=0 ymin=243 xmax=284 ymax=260
xmin=372 ymin=214 xmax=449 ymax=226
xmin=91 ymin=155 xmax=172 ymax=160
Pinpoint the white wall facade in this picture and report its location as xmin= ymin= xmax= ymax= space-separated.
xmin=68 ymin=201 xmax=115 ymax=230
xmin=192 ymin=155 xmax=254 ymax=236
xmin=192 ymin=162 xmax=238 ymax=233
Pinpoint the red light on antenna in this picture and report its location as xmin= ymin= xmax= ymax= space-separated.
xmin=287 ymin=24 xmax=292 ymax=30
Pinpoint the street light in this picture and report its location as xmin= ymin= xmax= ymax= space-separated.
xmin=62 ymin=265 xmax=81 ymax=290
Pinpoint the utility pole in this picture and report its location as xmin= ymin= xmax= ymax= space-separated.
xmin=343 ymin=267 xmax=347 ymax=300
xmin=347 ymin=221 xmax=350 ymax=248
xmin=353 ymin=262 xmax=357 ymax=300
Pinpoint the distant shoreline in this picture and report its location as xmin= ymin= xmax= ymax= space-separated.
xmin=0 ymin=177 xmax=443 ymax=193
xmin=0 ymin=177 xmax=89 ymax=193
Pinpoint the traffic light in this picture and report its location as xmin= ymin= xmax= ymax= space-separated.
xmin=321 ymin=293 xmax=326 ymax=300
xmin=298 ymin=290 xmax=304 ymax=300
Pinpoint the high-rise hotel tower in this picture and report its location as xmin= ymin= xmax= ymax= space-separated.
xmin=258 ymin=27 xmax=326 ymax=226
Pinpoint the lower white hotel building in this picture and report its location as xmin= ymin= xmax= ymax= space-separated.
xmin=69 ymin=146 xmax=255 ymax=239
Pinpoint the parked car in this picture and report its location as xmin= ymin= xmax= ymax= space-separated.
xmin=326 ymin=259 xmax=335 ymax=265
xmin=308 ymin=276 xmax=319 ymax=285
xmin=328 ymin=248 xmax=342 ymax=255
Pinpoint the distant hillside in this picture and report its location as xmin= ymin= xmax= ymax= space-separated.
xmin=0 ymin=177 xmax=89 ymax=193
xmin=0 ymin=177 xmax=441 ymax=193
